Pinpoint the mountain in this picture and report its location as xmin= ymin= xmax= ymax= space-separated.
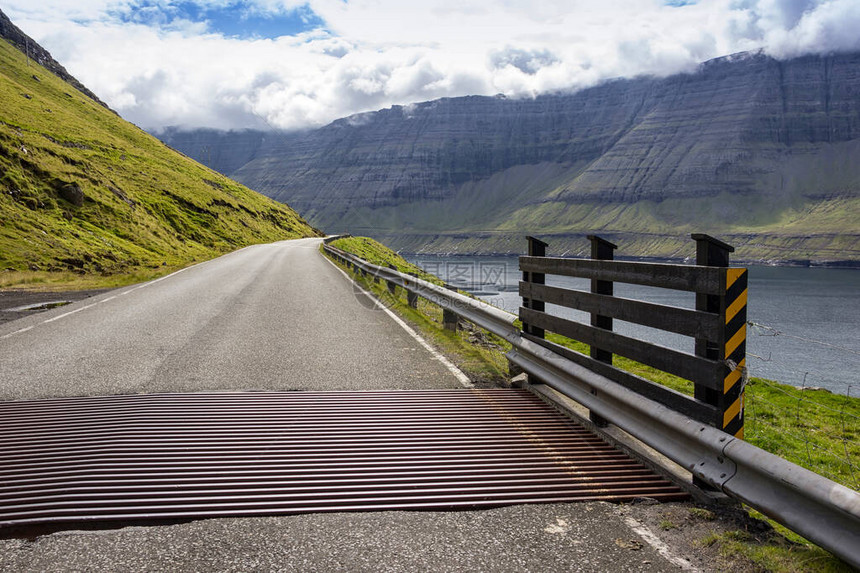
xmin=0 ymin=10 xmax=320 ymax=278
xmin=165 ymin=51 xmax=860 ymax=264
xmin=0 ymin=10 xmax=109 ymax=111
xmin=158 ymin=127 xmax=273 ymax=178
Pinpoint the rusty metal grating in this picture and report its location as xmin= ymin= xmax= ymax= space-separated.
xmin=0 ymin=389 xmax=687 ymax=527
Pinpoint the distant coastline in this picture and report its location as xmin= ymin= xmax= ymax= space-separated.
xmin=369 ymin=232 xmax=860 ymax=270
xmin=398 ymin=251 xmax=860 ymax=270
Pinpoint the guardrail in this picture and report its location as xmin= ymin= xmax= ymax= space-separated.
xmin=321 ymin=235 xmax=860 ymax=567
xmin=323 ymin=238 xmax=518 ymax=338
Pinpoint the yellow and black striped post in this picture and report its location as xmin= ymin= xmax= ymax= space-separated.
xmin=692 ymin=234 xmax=747 ymax=439
xmin=722 ymin=267 xmax=748 ymax=438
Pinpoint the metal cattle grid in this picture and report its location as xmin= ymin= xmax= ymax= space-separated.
xmin=0 ymin=389 xmax=687 ymax=528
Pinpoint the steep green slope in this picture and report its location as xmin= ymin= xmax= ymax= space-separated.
xmin=0 ymin=37 xmax=320 ymax=285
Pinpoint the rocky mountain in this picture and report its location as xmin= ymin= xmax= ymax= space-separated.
xmin=158 ymin=127 xmax=273 ymax=178
xmin=165 ymin=51 xmax=860 ymax=264
xmin=0 ymin=10 xmax=319 ymax=279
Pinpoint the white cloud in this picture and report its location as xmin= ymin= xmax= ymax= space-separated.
xmin=4 ymin=0 xmax=860 ymax=131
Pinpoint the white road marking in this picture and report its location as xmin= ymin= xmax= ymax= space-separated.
xmin=1 ymin=326 xmax=33 ymax=340
xmin=2 ymin=258 xmax=202 ymax=338
xmin=323 ymin=253 xmax=474 ymax=388
xmin=119 ymin=265 xmax=195 ymax=296
xmin=623 ymin=516 xmax=698 ymax=572
xmin=149 ymin=267 xmax=189 ymax=284
xmin=43 ymin=303 xmax=96 ymax=323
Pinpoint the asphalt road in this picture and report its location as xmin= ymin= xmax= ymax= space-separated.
xmin=0 ymin=502 xmax=716 ymax=573
xmin=0 ymin=238 xmax=725 ymax=572
xmin=0 ymin=238 xmax=462 ymax=401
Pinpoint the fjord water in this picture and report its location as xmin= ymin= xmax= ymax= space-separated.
xmin=406 ymin=255 xmax=860 ymax=396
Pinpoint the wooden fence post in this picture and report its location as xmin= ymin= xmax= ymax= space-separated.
xmin=587 ymin=235 xmax=617 ymax=427
xmin=386 ymin=264 xmax=397 ymax=292
xmin=404 ymin=273 xmax=419 ymax=309
xmin=587 ymin=235 xmax=617 ymax=363
xmin=692 ymin=233 xmax=747 ymax=440
xmin=522 ymin=236 xmax=548 ymax=339
xmin=517 ymin=236 xmax=549 ymax=386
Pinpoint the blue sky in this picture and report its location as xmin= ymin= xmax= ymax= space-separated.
xmin=5 ymin=0 xmax=859 ymax=131
xmin=112 ymin=1 xmax=325 ymax=39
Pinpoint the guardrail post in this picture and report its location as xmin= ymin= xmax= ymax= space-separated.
xmin=692 ymin=234 xmax=747 ymax=440
xmin=522 ymin=236 xmax=548 ymax=339
xmin=386 ymin=264 xmax=397 ymax=292
xmin=404 ymin=272 xmax=419 ymax=308
xmin=587 ymin=235 xmax=617 ymax=427
xmin=443 ymin=284 xmax=459 ymax=331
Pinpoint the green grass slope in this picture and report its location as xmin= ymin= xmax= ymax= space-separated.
xmin=0 ymin=38 xmax=320 ymax=288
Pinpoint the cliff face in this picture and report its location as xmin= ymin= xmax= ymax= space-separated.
xmin=158 ymin=128 xmax=274 ymax=179
xmin=166 ymin=50 xmax=860 ymax=262
xmin=560 ymin=52 xmax=860 ymax=204
xmin=232 ymin=83 xmax=656 ymax=212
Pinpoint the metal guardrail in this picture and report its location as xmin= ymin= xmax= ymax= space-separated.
xmin=322 ymin=237 xmax=860 ymax=567
xmin=324 ymin=240 xmax=518 ymax=339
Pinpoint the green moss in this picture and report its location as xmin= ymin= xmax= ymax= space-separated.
xmin=743 ymin=378 xmax=860 ymax=489
xmin=0 ymin=38 xmax=320 ymax=289
xmin=688 ymin=507 xmax=716 ymax=521
xmin=700 ymin=529 xmax=854 ymax=573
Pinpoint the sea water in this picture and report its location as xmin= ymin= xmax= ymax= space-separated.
xmin=405 ymin=255 xmax=860 ymax=396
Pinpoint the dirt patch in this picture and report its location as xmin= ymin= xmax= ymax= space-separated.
xmin=618 ymin=499 xmax=795 ymax=572
xmin=0 ymin=289 xmax=113 ymax=326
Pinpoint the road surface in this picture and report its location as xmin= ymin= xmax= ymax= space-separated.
xmin=0 ymin=238 xmax=463 ymax=401
xmin=0 ymin=238 xmax=732 ymax=572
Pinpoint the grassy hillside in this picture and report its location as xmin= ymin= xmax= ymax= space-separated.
xmin=0 ymin=38 xmax=320 ymax=288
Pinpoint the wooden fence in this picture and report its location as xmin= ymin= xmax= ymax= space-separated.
xmin=519 ymin=234 xmax=748 ymax=437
